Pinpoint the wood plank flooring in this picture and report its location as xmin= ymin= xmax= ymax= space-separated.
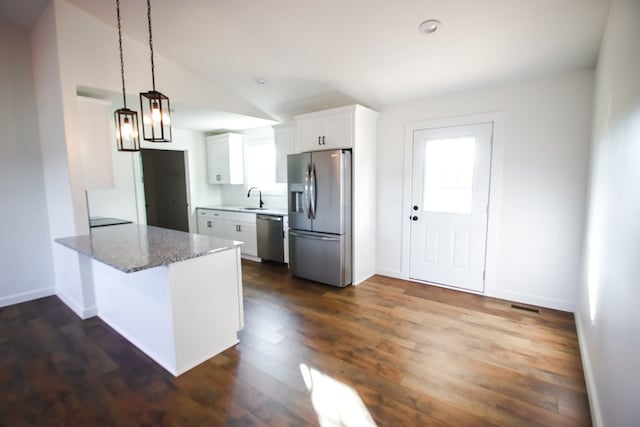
xmin=0 ymin=260 xmax=591 ymax=426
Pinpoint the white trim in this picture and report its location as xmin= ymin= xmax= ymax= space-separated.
xmin=241 ymin=254 xmax=262 ymax=263
xmin=56 ymin=289 xmax=98 ymax=319
xmin=0 ymin=288 xmax=55 ymax=308
xmin=485 ymin=288 xmax=575 ymax=312
xmin=575 ymin=313 xmax=603 ymax=427
xmin=374 ymin=271 xmax=575 ymax=312
xmin=375 ymin=268 xmax=403 ymax=279
xmin=402 ymin=111 xmax=505 ymax=295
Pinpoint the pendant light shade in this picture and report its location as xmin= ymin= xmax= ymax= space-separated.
xmin=140 ymin=89 xmax=171 ymax=142
xmin=114 ymin=107 xmax=140 ymax=152
xmin=140 ymin=0 xmax=172 ymax=142
xmin=114 ymin=0 xmax=140 ymax=152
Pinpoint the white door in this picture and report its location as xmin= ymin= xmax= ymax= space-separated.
xmin=409 ymin=122 xmax=493 ymax=292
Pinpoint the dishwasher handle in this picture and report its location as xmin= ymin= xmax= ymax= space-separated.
xmin=257 ymin=215 xmax=282 ymax=222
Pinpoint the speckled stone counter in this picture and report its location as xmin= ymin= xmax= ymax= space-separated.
xmin=55 ymin=223 xmax=242 ymax=273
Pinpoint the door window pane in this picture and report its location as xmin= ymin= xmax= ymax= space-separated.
xmin=423 ymin=137 xmax=475 ymax=214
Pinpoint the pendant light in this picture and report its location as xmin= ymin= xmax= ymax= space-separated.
xmin=114 ymin=0 xmax=140 ymax=152
xmin=139 ymin=0 xmax=172 ymax=142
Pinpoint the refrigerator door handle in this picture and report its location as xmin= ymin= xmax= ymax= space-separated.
xmin=310 ymin=162 xmax=317 ymax=219
xmin=289 ymin=230 xmax=341 ymax=241
xmin=304 ymin=162 xmax=311 ymax=219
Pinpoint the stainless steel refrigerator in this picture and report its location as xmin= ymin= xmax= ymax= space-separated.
xmin=287 ymin=149 xmax=352 ymax=287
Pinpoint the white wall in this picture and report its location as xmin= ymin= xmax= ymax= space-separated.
xmin=376 ymin=69 xmax=594 ymax=311
xmin=575 ymin=1 xmax=640 ymax=425
xmin=31 ymin=1 xmax=96 ymax=318
xmin=57 ymin=1 xmax=271 ymax=122
xmin=0 ymin=20 xmax=55 ymax=306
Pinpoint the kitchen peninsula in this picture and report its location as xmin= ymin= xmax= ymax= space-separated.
xmin=55 ymin=224 xmax=244 ymax=376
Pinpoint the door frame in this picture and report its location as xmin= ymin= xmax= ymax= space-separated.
xmin=402 ymin=111 xmax=504 ymax=295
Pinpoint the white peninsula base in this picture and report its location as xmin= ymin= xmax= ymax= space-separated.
xmin=90 ymin=247 xmax=243 ymax=376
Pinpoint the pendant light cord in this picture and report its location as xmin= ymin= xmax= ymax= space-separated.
xmin=146 ymin=0 xmax=156 ymax=91
xmin=116 ymin=0 xmax=127 ymax=108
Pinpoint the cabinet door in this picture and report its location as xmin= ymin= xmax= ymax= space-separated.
xmin=197 ymin=209 xmax=225 ymax=237
xmin=197 ymin=215 xmax=210 ymax=235
xmin=206 ymin=139 xmax=231 ymax=184
xmin=199 ymin=218 xmax=224 ymax=237
xmin=323 ymin=111 xmax=353 ymax=150
xmin=295 ymin=110 xmax=353 ymax=152
xmin=238 ymin=223 xmax=257 ymax=256
xmin=224 ymin=222 xmax=257 ymax=257
xmin=274 ymin=125 xmax=295 ymax=183
xmin=295 ymin=117 xmax=324 ymax=152
xmin=206 ymin=134 xmax=244 ymax=184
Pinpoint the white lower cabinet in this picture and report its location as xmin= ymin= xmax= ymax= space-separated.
xmin=197 ymin=209 xmax=257 ymax=257
xmin=223 ymin=211 xmax=257 ymax=257
xmin=197 ymin=209 xmax=225 ymax=238
xmin=223 ymin=222 xmax=257 ymax=257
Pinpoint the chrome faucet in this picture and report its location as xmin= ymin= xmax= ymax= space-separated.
xmin=247 ymin=187 xmax=264 ymax=208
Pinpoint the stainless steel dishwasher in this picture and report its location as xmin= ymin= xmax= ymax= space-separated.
xmin=257 ymin=214 xmax=284 ymax=262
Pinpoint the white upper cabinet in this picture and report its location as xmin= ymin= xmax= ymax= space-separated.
xmin=206 ymin=133 xmax=243 ymax=184
xmin=273 ymin=123 xmax=295 ymax=183
xmin=76 ymin=96 xmax=114 ymax=190
xmin=294 ymin=106 xmax=355 ymax=152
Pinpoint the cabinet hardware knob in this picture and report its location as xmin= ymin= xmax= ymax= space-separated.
xmin=322 ymin=136 xmax=326 ymax=145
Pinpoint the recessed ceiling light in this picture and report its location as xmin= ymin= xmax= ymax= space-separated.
xmin=254 ymin=77 xmax=268 ymax=85
xmin=418 ymin=19 xmax=441 ymax=34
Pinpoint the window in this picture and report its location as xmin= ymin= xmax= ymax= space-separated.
xmin=244 ymin=137 xmax=285 ymax=194
xmin=423 ymin=136 xmax=476 ymax=214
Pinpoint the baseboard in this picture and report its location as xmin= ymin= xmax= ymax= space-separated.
xmin=574 ymin=313 xmax=603 ymax=427
xmin=55 ymin=290 xmax=98 ymax=319
xmin=375 ymin=268 xmax=403 ymax=279
xmin=241 ymin=254 xmax=262 ymax=263
xmin=0 ymin=287 xmax=55 ymax=308
xmin=485 ymin=288 xmax=575 ymax=312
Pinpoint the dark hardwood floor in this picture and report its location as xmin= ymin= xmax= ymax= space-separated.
xmin=0 ymin=260 xmax=591 ymax=426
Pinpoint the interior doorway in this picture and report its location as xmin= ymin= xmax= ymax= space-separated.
xmin=140 ymin=149 xmax=189 ymax=232
xmin=409 ymin=122 xmax=493 ymax=292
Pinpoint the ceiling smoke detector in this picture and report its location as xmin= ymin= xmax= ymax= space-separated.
xmin=254 ymin=77 xmax=268 ymax=85
xmin=418 ymin=19 xmax=441 ymax=34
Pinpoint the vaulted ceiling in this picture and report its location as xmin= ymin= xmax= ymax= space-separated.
xmin=2 ymin=0 xmax=611 ymax=122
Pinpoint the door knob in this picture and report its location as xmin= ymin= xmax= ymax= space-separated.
xmin=411 ymin=216 xmax=418 ymax=221
xmin=413 ymin=205 xmax=419 ymax=211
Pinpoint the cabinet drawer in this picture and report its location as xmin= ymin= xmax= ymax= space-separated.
xmin=197 ymin=209 xmax=224 ymax=220
xmin=224 ymin=211 xmax=256 ymax=224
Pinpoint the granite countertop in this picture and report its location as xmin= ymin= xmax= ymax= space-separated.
xmin=197 ymin=205 xmax=288 ymax=216
xmin=55 ymin=223 xmax=242 ymax=273
xmin=89 ymin=216 xmax=133 ymax=228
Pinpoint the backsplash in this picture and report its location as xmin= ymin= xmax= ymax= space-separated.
xmin=221 ymin=184 xmax=287 ymax=209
